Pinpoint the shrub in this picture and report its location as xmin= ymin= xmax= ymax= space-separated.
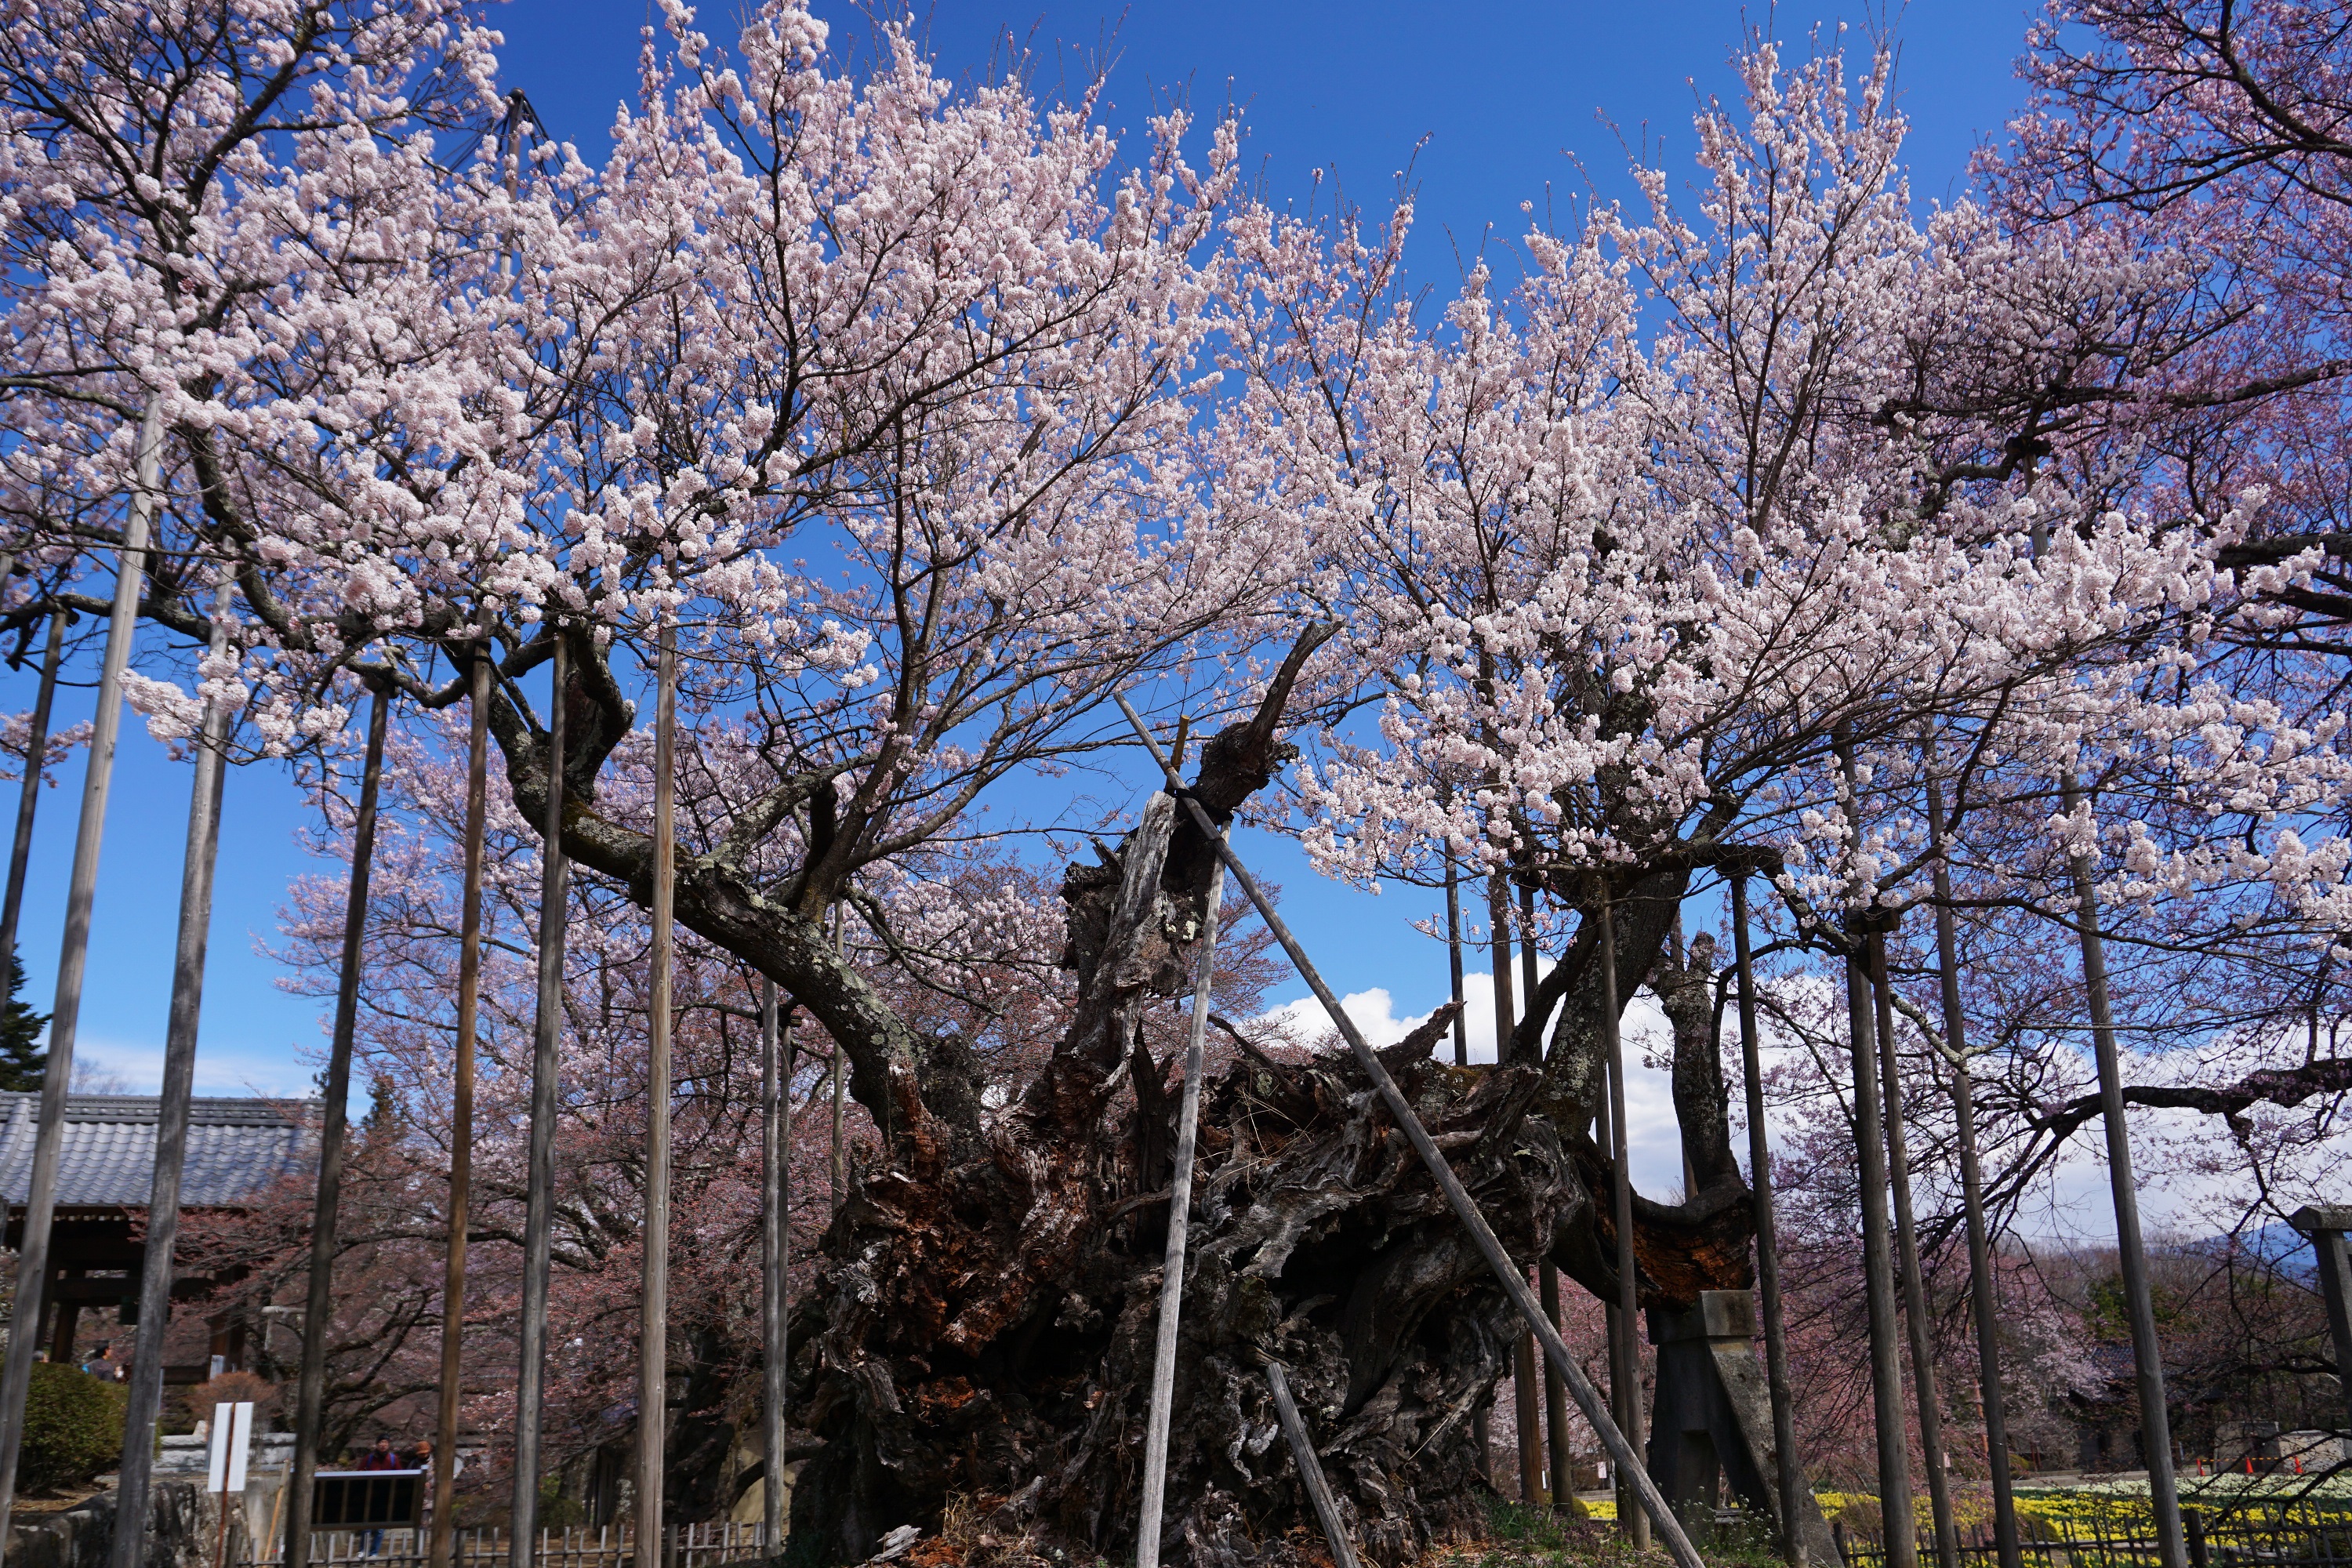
xmin=20 ymin=1363 xmax=126 ymax=1492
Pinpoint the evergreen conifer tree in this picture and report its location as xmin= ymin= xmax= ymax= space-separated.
xmin=0 ymin=952 xmax=49 ymax=1092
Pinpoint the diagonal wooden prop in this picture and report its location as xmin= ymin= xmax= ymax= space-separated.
xmin=1111 ymin=693 xmax=1705 ymax=1568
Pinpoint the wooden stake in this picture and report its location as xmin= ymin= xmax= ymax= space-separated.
xmin=0 ymin=398 xmax=159 ymax=1555
xmin=1112 ymin=694 xmax=1708 ymax=1568
xmin=1837 ymin=736 xmax=1915 ymax=1568
xmin=1870 ymin=931 xmax=1958 ymax=1568
xmin=0 ymin=610 xmax=66 ymax=963
xmin=283 ymin=686 xmax=393 ymax=1568
xmin=1922 ymin=770 xmax=2023 ymax=1568
xmin=2063 ymin=775 xmax=2187 ymax=1568
xmin=1264 ymin=1363 xmax=1362 ymax=1568
xmin=760 ymin=980 xmax=793 ymax=1556
xmin=111 ymin=586 xmax=234 ymax=1568
xmin=510 ymin=635 xmax=573 ymax=1568
xmin=638 ymin=624 xmax=678 ymax=1568
xmin=1137 ymin=853 xmax=1226 ymax=1568
xmin=1729 ymin=876 xmax=1806 ymax=1564
xmin=430 ymin=619 xmax=495 ymax=1568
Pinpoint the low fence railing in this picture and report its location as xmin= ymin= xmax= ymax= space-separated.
xmin=240 ymin=1522 xmax=772 ymax=1568
xmin=1838 ymin=1512 xmax=2352 ymax=1568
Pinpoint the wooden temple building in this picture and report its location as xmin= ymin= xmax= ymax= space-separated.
xmin=0 ymin=1091 xmax=315 ymax=1379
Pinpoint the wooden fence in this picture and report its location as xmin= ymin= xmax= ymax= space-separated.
xmin=241 ymin=1522 xmax=772 ymax=1568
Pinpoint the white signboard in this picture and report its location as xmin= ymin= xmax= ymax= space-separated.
xmin=205 ymin=1402 xmax=254 ymax=1494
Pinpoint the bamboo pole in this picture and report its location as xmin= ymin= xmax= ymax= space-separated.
xmin=1138 ymin=853 xmax=1227 ymax=1568
xmin=110 ymin=586 xmax=234 ymax=1568
xmin=284 ymin=685 xmax=394 ymax=1568
xmin=760 ymin=979 xmax=793 ymax=1555
xmin=1109 ymin=694 xmax=1708 ymax=1568
xmin=637 ymin=625 xmax=678 ymax=1568
xmin=1729 ymin=876 xmax=1806 ymax=1564
xmin=430 ymin=622 xmax=495 ymax=1568
xmin=0 ymin=397 xmax=160 ymax=1555
xmin=1869 ymin=930 xmax=1958 ymax=1568
xmin=1599 ymin=898 xmax=1650 ymax=1548
xmin=0 ymin=611 xmax=66 ymax=964
xmin=2061 ymin=775 xmax=2187 ymax=1568
xmin=1837 ymin=738 xmax=1915 ymax=1568
xmin=511 ymin=635 xmax=573 ymax=1568
xmin=1923 ymin=768 xmax=2022 ymax=1568
xmin=1265 ymin=1363 xmax=1362 ymax=1568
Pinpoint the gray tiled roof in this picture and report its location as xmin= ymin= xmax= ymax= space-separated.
xmin=0 ymin=1093 xmax=317 ymax=1209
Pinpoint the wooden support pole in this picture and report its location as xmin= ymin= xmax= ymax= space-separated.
xmin=829 ymin=906 xmax=846 ymax=1206
xmin=1138 ymin=854 xmax=1226 ymax=1568
xmin=1521 ymin=887 xmax=1572 ymax=1512
xmin=760 ymin=979 xmax=794 ymax=1556
xmin=1265 ymin=1363 xmax=1363 ymax=1568
xmin=0 ymin=610 xmax=67 ymax=964
xmin=1730 ymin=876 xmax=1806 ymax=1564
xmin=0 ymin=397 xmax=159 ymax=1555
xmin=637 ymin=625 xmax=678 ymax=1568
xmin=1870 ymin=931 xmax=1958 ymax=1568
xmin=1837 ymin=735 xmax=1915 ymax=1568
xmin=430 ymin=622 xmax=495 ymax=1568
xmin=1925 ymin=764 xmax=2023 ymax=1568
xmin=2062 ymin=776 xmax=2187 ymax=1568
xmin=1599 ymin=898 xmax=1650 ymax=1548
xmin=2285 ymin=1207 xmax=2352 ymax=1436
xmin=1112 ymin=693 xmax=1709 ymax=1568
xmin=1494 ymin=877 xmax=1544 ymax=1506
xmin=1446 ymin=862 xmax=1469 ymax=1069
xmin=510 ymin=635 xmax=573 ymax=1568
xmin=284 ymin=686 xmax=393 ymax=1568
xmin=111 ymin=588 xmax=234 ymax=1568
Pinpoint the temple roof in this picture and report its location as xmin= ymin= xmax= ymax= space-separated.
xmin=0 ymin=1092 xmax=315 ymax=1210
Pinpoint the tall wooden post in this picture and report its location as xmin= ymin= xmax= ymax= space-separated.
xmin=1599 ymin=897 xmax=1650 ymax=1547
xmin=1730 ymin=876 xmax=1805 ymax=1563
xmin=1837 ymin=739 xmax=1915 ymax=1568
xmin=430 ymin=622 xmax=495 ymax=1568
xmin=2287 ymin=1206 xmax=2352 ymax=1436
xmin=1494 ymin=877 xmax=1544 ymax=1504
xmin=2063 ymin=777 xmax=2187 ymax=1568
xmin=1522 ymin=886 xmax=1572 ymax=1512
xmin=1446 ymin=861 xmax=1485 ymax=1476
xmin=109 ymin=590 xmax=234 ymax=1568
xmin=1924 ymin=762 xmax=2023 ymax=1568
xmin=637 ymin=626 xmax=678 ymax=1568
xmin=510 ymin=635 xmax=573 ymax=1568
xmin=0 ymin=611 xmax=67 ymax=964
xmin=760 ymin=980 xmax=793 ymax=1555
xmin=829 ymin=906 xmax=846 ymax=1205
xmin=1870 ymin=931 xmax=1958 ymax=1568
xmin=0 ymin=399 xmax=160 ymax=1555
xmin=1138 ymin=853 xmax=1227 ymax=1568
xmin=284 ymin=687 xmax=394 ymax=1568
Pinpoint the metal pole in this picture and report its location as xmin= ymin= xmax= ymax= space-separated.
xmin=1871 ymin=931 xmax=1958 ymax=1568
xmin=1599 ymin=898 xmax=1651 ymax=1547
xmin=110 ymin=587 xmax=234 ymax=1568
xmin=760 ymin=980 xmax=793 ymax=1555
xmin=1925 ymin=767 xmax=2022 ymax=1568
xmin=2063 ymin=777 xmax=2187 ymax=1568
xmin=1138 ymin=854 xmax=1226 ymax=1568
xmin=1837 ymin=739 xmax=1915 ymax=1568
xmin=1109 ymin=693 xmax=1708 ymax=1568
xmin=637 ymin=626 xmax=677 ymax=1568
xmin=430 ymin=623 xmax=495 ymax=1568
xmin=511 ymin=636 xmax=572 ymax=1568
xmin=0 ymin=612 xmax=67 ymax=965
xmin=283 ymin=686 xmax=393 ymax=1568
xmin=0 ymin=397 xmax=161 ymax=1554
xmin=1264 ymin=1363 xmax=1362 ymax=1568
xmin=1730 ymin=876 xmax=1806 ymax=1564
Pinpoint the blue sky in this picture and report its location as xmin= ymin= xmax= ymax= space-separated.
xmin=5 ymin=0 xmax=2039 ymax=1198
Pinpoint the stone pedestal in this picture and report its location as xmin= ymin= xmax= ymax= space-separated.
xmin=1647 ymin=1290 xmax=1841 ymax=1564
